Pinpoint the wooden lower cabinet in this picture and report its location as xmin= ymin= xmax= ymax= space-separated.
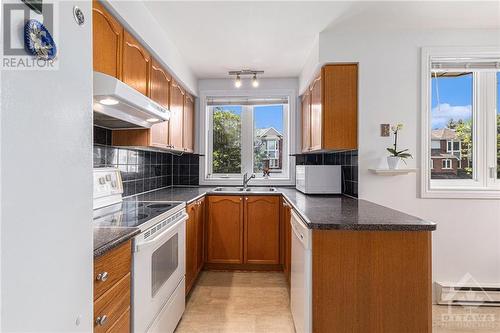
xmin=312 ymin=230 xmax=432 ymax=333
xmin=186 ymin=197 xmax=205 ymax=295
xmin=185 ymin=202 xmax=197 ymax=294
xmin=94 ymin=241 xmax=132 ymax=333
xmin=206 ymin=196 xmax=243 ymax=264
xmin=205 ymin=195 xmax=282 ymax=270
xmin=244 ymin=196 xmax=280 ymax=265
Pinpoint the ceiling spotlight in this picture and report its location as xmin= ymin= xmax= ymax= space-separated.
xmin=235 ymin=74 xmax=242 ymax=88
xmin=146 ymin=118 xmax=160 ymax=123
xmin=252 ymin=74 xmax=259 ymax=88
xmin=99 ymin=98 xmax=119 ymax=106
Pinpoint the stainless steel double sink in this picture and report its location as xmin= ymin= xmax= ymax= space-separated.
xmin=212 ymin=187 xmax=278 ymax=193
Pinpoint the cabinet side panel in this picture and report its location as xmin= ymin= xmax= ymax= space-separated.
xmin=312 ymin=230 xmax=431 ymax=333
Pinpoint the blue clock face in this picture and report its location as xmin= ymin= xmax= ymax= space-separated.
xmin=24 ymin=19 xmax=57 ymax=61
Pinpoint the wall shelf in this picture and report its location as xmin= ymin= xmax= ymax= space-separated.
xmin=369 ymin=168 xmax=417 ymax=176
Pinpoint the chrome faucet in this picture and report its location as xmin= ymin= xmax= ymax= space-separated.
xmin=243 ymin=172 xmax=255 ymax=189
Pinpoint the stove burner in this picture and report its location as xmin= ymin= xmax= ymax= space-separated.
xmin=146 ymin=203 xmax=174 ymax=209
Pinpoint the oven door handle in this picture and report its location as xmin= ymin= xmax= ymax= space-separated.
xmin=134 ymin=213 xmax=187 ymax=252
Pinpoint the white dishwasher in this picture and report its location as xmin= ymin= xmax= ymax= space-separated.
xmin=290 ymin=210 xmax=312 ymax=333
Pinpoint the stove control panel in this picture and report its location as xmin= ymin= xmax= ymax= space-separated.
xmin=93 ymin=168 xmax=123 ymax=200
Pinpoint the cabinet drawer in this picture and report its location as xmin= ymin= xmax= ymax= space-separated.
xmin=107 ymin=308 xmax=130 ymax=333
xmin=94 ymin=241 xmax=131 ymax=300
xmin=94 ymin=273 xmax=131 ymax=333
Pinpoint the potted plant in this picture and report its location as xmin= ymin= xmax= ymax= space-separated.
xmin=386 ymin=123 xmax=412 ymax=169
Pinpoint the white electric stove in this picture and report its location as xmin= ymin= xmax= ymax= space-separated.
xmin=93 ymin=168 xmax=187 ymax=333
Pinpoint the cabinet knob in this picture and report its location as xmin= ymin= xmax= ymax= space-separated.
xmin=245 ymin=197 xmax=248 ymax=201
xmin=95 ymin=315 xmax=108 ymax=326
xmin=96 ymin=271 xmax=109 ymax=282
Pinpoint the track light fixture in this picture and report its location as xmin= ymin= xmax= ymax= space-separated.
xmin=235 ymin=74 xmax=242 ymax=88
xmin=229 ymin=70 xmax=264 ymax=88
xmin=252 ymin=74 xmax=259 ymax=88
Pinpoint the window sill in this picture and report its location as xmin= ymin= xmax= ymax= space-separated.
xmin=421 ymin=189 xmax=500 ymax=199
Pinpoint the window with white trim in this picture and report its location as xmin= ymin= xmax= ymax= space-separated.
xmin=442 ymin=159 xmax=452 ymax=169
xmin=421 ymin=47 xmax=500 ymax=198
xmin=205 ymin=96 xmax=290 ymax=180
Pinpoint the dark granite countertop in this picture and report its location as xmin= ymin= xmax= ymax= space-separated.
xmin=131 ymin=186 xmax=216 ymax=204
xmin=277 ymin=188 xmax=436 ymax=231
xmin=94 ymin=185 xmax=435 ymax=256
xmin=94 ymin=227 xmax=140 ymax=258
xmin=131 ymin=186 xmax=436 ymax=231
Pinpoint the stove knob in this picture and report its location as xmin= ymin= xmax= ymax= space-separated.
xmin=99 ymin=177 xmax=105 ymax=185
xmin=111 ymin=181 xmax=117 ymax=188
xmin=105 ymin=174 xmax=112 ymax=181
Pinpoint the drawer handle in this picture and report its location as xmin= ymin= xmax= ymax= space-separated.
xmin=95 ymin=315 xmax=108 ymax=326
xmin=96 ymin=271 xmax=109 ymax=282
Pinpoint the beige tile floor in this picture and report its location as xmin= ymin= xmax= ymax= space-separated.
xmin=175 ymin=271 xmax=500 ymax=333
xmin=175 ymin=271 xmax=295 ymax=333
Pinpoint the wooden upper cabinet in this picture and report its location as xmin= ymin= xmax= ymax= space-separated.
xmin=92 ymin=1 xmax=123 ymax=78
xmin=122 ymin=30 xmax=150 ymax=96
xmin=149 ymin=59 xmax=171 ymax=148
xmin=169 ymin=82 xmax=185 ymax=151
xmin=301 ymin=90 xmax=311 ymax=152
xmin=301 ymin=64 xmax=358 ymax=152
xmin=244 ymin=196 xmax=281 ymax=265
xmin=206 ymin=196 xmax=243 ymax=264
xmin=322 ymin=64 xmax=358 ymax=150
xmin=183 ymin=94 xmax=194 ymax=153
xmin=310 ymin=76 xmax=322 ymax=151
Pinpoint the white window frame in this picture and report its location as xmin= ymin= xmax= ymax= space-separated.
xmin=199 ymin=89 xmax=296 ymax=186
xmin=421 ymin=47 xmax=500 ymax=199
xmin=442 ymin=159 xmax=452 ymax=170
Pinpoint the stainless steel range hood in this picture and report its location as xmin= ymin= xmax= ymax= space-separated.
xmin=93 ymin=72 xmax=170 ymax=129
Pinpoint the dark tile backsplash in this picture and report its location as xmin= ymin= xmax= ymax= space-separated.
xmin=296 ymin=150 xmax=358 ymax=197
xmin=93 ymin=126 xmax=199 ymax=196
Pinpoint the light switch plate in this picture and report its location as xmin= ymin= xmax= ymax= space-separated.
xmin=381 ymin=124 xmax=390 ymax=137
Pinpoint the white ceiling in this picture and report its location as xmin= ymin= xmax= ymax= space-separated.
xmin=143 ymin=1 xmax=500 ymax=80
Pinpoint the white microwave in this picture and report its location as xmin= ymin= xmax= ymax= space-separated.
xmin=296 ymin=165 xmax=342 ymax=194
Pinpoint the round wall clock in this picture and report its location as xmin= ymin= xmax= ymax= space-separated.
xmin=24 ymin=19 xmax=57 ymax=61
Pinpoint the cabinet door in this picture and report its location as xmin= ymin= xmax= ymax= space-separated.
xmin=322 ymin=64 xmax=358 ymax=150
xmin=195 ymin=197 xmax=205 ymax=274
xmin=301 ymin=91 xmax=311 ymax=152
xmin=92 ymin=1 xmax=122 ymax=78
xmin=310 ymin=76 xmax=322 ymax=151
xmin=206 ymin=196 xmax=243 ymax=264
xmin=244 ymin=196 xmax=280 ymax=265
xmin=169 ymin=82 xmax=184 ymax=151
xmin=183 ymin=94 xmax=194 ymax=153
xmin=122 ymin=30 xmax=150 ymax=96
xmin=149 ymin=59 xmax=171 ymax=148
xmin=185 ymin=202 xmax=197 ymax=295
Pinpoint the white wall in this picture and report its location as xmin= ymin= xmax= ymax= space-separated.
xmin=1 ymin=1 xmax=93 ymax=330
xmin=106 ymin=0 xmax=197 ymax=95
xmin=310 ymin=25 xmax=500 ymax=284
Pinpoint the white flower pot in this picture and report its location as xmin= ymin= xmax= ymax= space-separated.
xmin=387 ymin=156 xmax=401 ymax=169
